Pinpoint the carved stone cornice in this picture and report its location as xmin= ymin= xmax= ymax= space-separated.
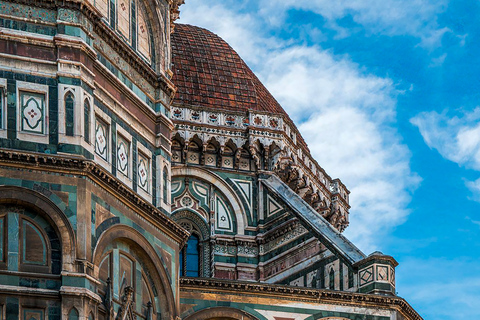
xmin=256 ymin=219 xmax=303 ymax=245
xmin=180 ymin=278 xmax=423 ymax=320
xmin=0 ymin=148 xmax=189 ymax=246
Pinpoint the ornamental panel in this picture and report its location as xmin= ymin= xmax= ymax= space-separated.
xmin=138 ymin=152 xmax=150 ymax=192
xmin=359 ymin=266 xmax=374 ymax=286
xmin=215 ymin=196 xmax=233 ymax=232
xmin=376 ymin=265 xmax=389 ymax=282
xmin=95 ymin=118 xmax=109 ymax=161
xmin=117 ymin=135 xmax=130 ymax=176
xmin=20 ymin=92 xmax=45 ymax=134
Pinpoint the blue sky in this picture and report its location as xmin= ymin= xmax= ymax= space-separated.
xmin=177 ymin=1 xmax=480 ymax=319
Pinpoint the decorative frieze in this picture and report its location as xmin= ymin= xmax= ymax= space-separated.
xmin=259 ymin=224 xmax=308 ymax=255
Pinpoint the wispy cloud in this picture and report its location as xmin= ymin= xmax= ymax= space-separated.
xmin=466 ymin=178 xmax=480 ymax=203
xmin=260 ymin=0 xmax=450 ymax=47
xmin=411 ymin=108 xmax=480 ymax=202
xmin=411 ymin=108 xmax=480 ymax=170
xmin=398 ymin=257 xmax=480 ymax=319
xmin=179 ymin=0 xmax=419 ymax=252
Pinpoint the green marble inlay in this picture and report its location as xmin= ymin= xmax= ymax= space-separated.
xmin=7 ymin=212 xmax=19 ymax=271
xmin=0 ymin=18 xmax=56 ymax=36
xmin=6 ymin=296 xmax=19 ymax=320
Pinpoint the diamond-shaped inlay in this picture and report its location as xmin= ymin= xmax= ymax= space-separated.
xmin=377 ymin=265 xmax=388 ymax=282
xmin=117 ymin=138 xmax=129 ymax=176
xmin=95 ymin=120 xmax=108 ymax=160
xmin=359 ymin=266 xmax=374 ymax=286
xmin=138 ymin=154 xmax=149 ymax=191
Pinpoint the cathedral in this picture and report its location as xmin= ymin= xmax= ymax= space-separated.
xmin=0 ymin=0 xmax=422 ymax=319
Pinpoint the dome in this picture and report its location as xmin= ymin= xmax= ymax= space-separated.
xmin=171 ymin=23 xmax=308 ymax=149
xmin=171 ymin=24 xmax=284 ymax=114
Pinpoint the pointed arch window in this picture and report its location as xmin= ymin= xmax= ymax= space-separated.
xmin=65 ymin=93 xmax=75 ymax=136
xmin=84 ymin=99 xmax=90 ymax=143
xmin=329 ymin=268 xmax=335 ymax=290
xmin=180 ymin=234 xmax=200 ymax=277
xmin=163 ymin=166 xmax=168 ymax=204
xmin=68 ymin=308 xmax=79 ymax=320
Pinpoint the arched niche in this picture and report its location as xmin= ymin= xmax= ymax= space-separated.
xmin=92 ymin=224 xmax=176 ymax=320
xmin=183 ymin=307 xmax=260 ymax=320
xmin=172 ymin=209 xmax=210 ymax=277
xmin=0 ymin=186 xmax=76 ymax=272
xmin=172 ymin=167 xmax=247 ymax=235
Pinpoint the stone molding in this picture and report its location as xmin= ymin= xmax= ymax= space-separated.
xmin=59 ymin=286 xmax=102 ymax=303
xmin=180 ymin=278 xmax=423 ymax=320
xmin=0 ymin=284 xmax=58 ymax=297
xmin=0 ymin=148 xmax=189 ymax=246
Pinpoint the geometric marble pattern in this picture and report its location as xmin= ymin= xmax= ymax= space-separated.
xmin=20 ymin=92 xmax=45 ymax=134
xmin=137 ymin=152 xmax=149 ymax=192
xmin=117 ymin=135 xmax=129 ymax=176
xmin=215 ymin=195 xmax=232 ymax=231
xmin=95 ymin=119 xmax=108 ymax=161
xmin=377 ymin=265 xmax=389 ymax=282
xmin=231 ymin=179 xmax=252 ymax=213
xmin=359 ymin=266 xmax=374 ymax=286
xmin=266 ymin=194 xmax=283 ymax=217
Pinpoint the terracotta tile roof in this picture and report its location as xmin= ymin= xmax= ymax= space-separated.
xmin=171 ymin=23 xmax=309 ymax=150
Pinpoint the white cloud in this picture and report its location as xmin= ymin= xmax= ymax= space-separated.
xmin=178 ymin=0 xmax=419 ymax=252
xmin=411 ymin=109 xmax=480 ymax=202
xmin=466 ymin=178 xmax=480 ymax=203
xmin=262 ymin=47 xmax=420 ymax=251
xmin=260 ymin=0 xmax=449 ymax=47
xmin=411 ymin=108 xmax=480 ymax=170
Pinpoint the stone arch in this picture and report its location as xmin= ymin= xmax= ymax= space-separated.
xmin=92 ymin=224 xmax=176 ymax=320
xmin=68 ymin=307 xmax=79 ymax=320
xmin=171 ymin=209 xmax=209 ymax=239
xmin=64 ymin=91 xmax=75 ymax=136
xmin=183 ymin=307 xmax=261 ymax=320
xmin=172 ymin=210 xmax=210 ymax=277
xmin=0 ymin=185 xmax=76 ymax=272
xmin=172 ymin=166 xmax=247 ymax=235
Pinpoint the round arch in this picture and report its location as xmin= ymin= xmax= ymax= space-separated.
xmin=92 ymin=224 xmax=177 ymax=320
xmin=184 ymin=307 xmax=260 ymax=320
xmin=172 ymin=166 xmax=247 ymax=234
xmin=0 ymin=185 xmax=76 ymax=272
xmin=171 ymin=209 xmax=210 ymax=277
